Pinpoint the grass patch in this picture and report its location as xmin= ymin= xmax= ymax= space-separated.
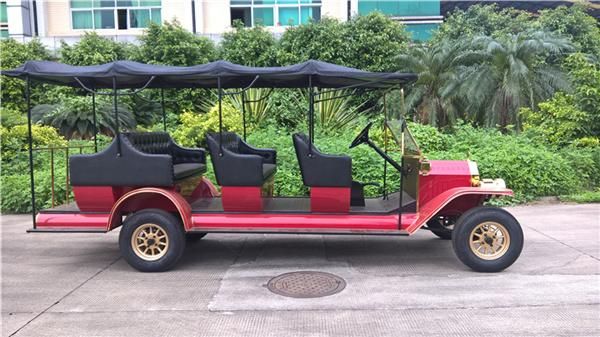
xmin=560 ymin=190 xmax=600 ymax=203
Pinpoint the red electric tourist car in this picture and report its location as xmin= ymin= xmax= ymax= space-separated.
xmin=2 ymin=60 xmax=523 ymax=273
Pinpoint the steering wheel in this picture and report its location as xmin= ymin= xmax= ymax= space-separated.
xmin=349 ymin=122 xmax=373 ymax=149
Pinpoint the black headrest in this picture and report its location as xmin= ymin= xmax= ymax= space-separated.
xmin=124 ymin=132 xmax=172 ymax=154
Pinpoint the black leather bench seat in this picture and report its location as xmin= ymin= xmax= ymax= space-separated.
xmin=174 ymin=163 xmax=206 ymax=181
xmin=207 ymin=132 xmax=277 ymax=186
xmin=70 ymin=132 xmax=207 ymax=187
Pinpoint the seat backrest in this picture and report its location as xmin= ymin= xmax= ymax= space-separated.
xmin=292 ymin=132 xmax=352 ymax=187
xmin=206 ymin=132 xmax=241 ymax=154
xmin=124 ymin=132 xmax=172 ymax=155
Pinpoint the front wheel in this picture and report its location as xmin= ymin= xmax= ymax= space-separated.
xmin=119 ymin=209 xmax=186 ymax=272
xmin=452 ymin=206 xmax=523 ymax=272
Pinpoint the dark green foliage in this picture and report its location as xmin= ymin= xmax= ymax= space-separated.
xmin=433 ymin=4 xmax=532 ymax=42
xmin=425 ymin=124 xmax=581 ymax=202
xmin=60 ymin=32 xmax=132 ymax=65
xmin=277 ymin=13 xmax=409 ymax=71
xmin=535 ymin=4 xmax=600 ymax=58
xmin=220 ymin=22 xmax=277 ymax=66
xmin=396 ymin=40 xmax=473 ymax=127
xmin=136 ymin=20 xmax=216 ymax=66
xmin=345 ymin=13 xmax=410 ymax=72
xmin=31 ymin=94 xmax=136 ymax=139
xmin=521 ymin=53 xmax=600 ymax=146
xmin=276 ymin=17 xmax=347 ymax=66
xmin=265 ymin=90 xmax=307 ymax=129
xmin=0 ymin=38 xmax=52 ymax=111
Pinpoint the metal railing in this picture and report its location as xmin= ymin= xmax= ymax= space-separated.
xmin=32 ymin=144 xmax=95 ymax=208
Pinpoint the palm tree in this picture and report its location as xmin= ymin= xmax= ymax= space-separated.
xmin=462 ymin=31 xmax=573 ymax=129
xmin=396 ymin=40 xmax=478 ymax=127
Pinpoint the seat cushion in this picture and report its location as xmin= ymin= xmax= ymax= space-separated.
xmin=263 ymin=163 xmax=277 ymax=180
xmin=173 ymin=163 xmax=206 ymax=181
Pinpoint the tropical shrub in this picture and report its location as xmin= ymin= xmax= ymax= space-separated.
xmin=0 ymin=107 xmax=27 ymax=127
xmin=228 ymin=88 xmax=273 ymax=126
xmin=31 ymin=94 xmax=136 ymax=139
xmin=535 ymin=4 xmax=600 ymax=57
xmin=220 ymin=22 xmax=277 ymax=66
xmin=60 ymin=32 xmax=131 ymax=65
xmin=1 ymin=124 xmax=66 ymax=159
xmin=396 ymin=40 xmax=473 ymax=127
xmin=172 ymin=102 xmax=243 ymax=147
xmin=0 ymin=38 xmax=52 ymax=112
xmin=276 ymin=18 xmax=348 ymax=66
xmin=521 ymin=93 xmax=590 ymax=147
xmin=266 ymin=90 xmax=307 ymax=129
xmin=313 ymin=89 xmax=368 ymax=130
xmin=136 ymin=20 xmax=216 ymax=66
xmin=344 ymin=12 xmax=410 ymax=72
xmin=427 ymin=124 xmax=580 ymax=202
xmin=433 ymin=4 xmax=532 ymax=42
xmin=461 ymin=32 xmax=573 ymax=129
xmin=1 ymin=170 xmax=69 ymax=213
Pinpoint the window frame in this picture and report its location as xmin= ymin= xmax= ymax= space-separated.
xmin=230 ymin=0 xmax=321 ymax=28
xmin=70 ymin=0 xmax=162 ymax=31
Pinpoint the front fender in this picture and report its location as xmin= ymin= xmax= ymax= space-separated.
xmin=405 ymin=187 xmax=513 ymax=234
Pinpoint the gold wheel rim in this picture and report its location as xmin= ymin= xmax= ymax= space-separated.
xmin=469 ymin=221 xmax=510 ymax=260
xmin=131 ymin=223 xmax=169 ymax=261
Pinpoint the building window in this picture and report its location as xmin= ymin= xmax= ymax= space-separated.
xmin=70 ymin=0 xmax=161 ymax=30
xmin=230 ymin=0 xmax=321 ymax=27
xmin=0 ymin=1 xmax=8 ymax=38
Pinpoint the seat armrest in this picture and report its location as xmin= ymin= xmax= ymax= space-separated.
xmin=169 ymin=142 xmax=206 ymax=164
xmin=239 ymin=139 xmax=277 ymax=164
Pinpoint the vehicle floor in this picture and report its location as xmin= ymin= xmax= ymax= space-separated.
xmin=38 ymin=191 xmax=416 ymax=215
xmin=190 ymin=191 xmax=415 ymax=214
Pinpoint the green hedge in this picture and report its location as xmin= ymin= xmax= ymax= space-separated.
xmin=2 ymin=122 xmax=598 ymax=213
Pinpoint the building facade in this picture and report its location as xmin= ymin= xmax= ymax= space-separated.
xmin=1 ymin=1 xmax=596 ymax=45
xmin=0 ymin=0 xmax=442 ymax=42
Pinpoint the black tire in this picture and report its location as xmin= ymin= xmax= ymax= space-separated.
xmin=452 ymin=206 xmax=523 ymax=272
xmin=186 ymin=232 xmax=207 ymax=243
xmin=427 ymin=217 xmax=454 ymax=240
xmin=119 ymin=209 xmax=186 ymax=272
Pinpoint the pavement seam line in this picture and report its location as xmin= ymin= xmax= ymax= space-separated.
xmin=525 ymin=225 xmax=600 ymax=261
xmin=8 ymin=256 xmax=121 ymax=337
xmin=34 ymin=301 xmax=600 ymax=314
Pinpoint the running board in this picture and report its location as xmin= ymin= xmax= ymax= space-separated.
xmin=27 ymin=227 xmax=107 ymax=233
xmin=188 ymin=228 xmax=410 ymax=236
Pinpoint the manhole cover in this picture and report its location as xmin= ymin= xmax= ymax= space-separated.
xmin=266 ymin=271 xmax=346 ymax=298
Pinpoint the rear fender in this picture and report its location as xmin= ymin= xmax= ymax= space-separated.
xmin=406 ymin=187 xmax=513 ymax=234
xmin=107 ymin=187 xmax=192 ymax=231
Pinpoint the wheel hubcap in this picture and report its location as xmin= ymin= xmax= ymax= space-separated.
xmin=469 ymin=221 xmax=510 ymax=260
xmin=131 ymin=223 xmax=169 ymax=261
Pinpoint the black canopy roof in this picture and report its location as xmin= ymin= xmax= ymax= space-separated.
xmin=1 ymin=60 xmax=416 ymax=89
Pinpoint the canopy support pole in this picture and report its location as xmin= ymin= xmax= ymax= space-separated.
xmin=112 ymin=77 xmax=121 ymax=156
xmin=241 ymin=91 xmax=247 ymax=141
xmin=161 ymin=88 xmax=167 ymax=132
xmin=92 ymin=91 xmax=98 ymax=152
xmin=398 ymin=119 xmax=406 ymax=227
xmin=382 ymin=93 xmax=388 ymax=200
xmin=308 ymin=76 xmax=315 ymax=152
xmin=217 ymin=77 xmax=223 ymax=155
xmin=26 ymin=76 xmax=37 ymax=229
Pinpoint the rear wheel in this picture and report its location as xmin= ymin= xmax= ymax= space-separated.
xmin=119 ymin=209 xmax=186 ymax=272
xmin=452 ymin=206 xmax=523 ymax=272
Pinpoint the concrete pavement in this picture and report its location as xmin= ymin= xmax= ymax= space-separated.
xmin=2 ymin=204 xmax=599 ymax=336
